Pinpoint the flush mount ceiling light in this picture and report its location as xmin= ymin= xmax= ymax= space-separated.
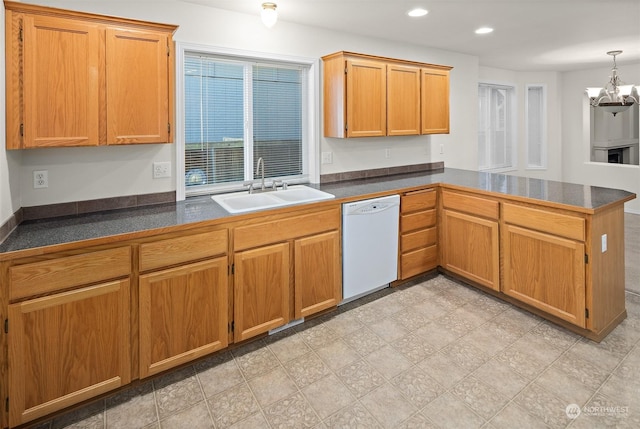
xmin=407 ymin=8 xmax=428 ymax=17
xmin=261 ymin=2 xmax=278 ymax=28
xmin=475 ymin=27 xmax=494 ymax=34
xmin=586 ymin=50 xmax=638 ymax=116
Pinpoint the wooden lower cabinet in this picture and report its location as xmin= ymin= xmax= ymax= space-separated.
xmin=294 ymin=231 xmax=341 ymax=319
xmin=138 ymin=258 xmax=228 ymax=378
xmin=234 ymin=243 xmax=290 ymax=342
xmin=502 ymin=224 xmax=586 ymax=327
xmin=441 ymin=209 xmax=500 ymax=290
xmin=399 ymin=188 xmax=438 ymax=279
xmin=8 ymin=280 xmax=131 ymax=427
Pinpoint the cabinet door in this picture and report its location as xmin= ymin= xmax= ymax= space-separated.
xmin=106 ymin=28 xmax=170 ymax=144
xmin=346 ymin=59 xmax=387 ymax=137
xmin=421 ymin=68 xmax=450 ymax=134
xmin=294 ymin=231 xmax=341 ymax=319
xmin=8 ymin=280 xmax=130 ymax=427
xmin=22 ymin=15 xmax=100 ymax=148
xmin=503 ymin=224 xmax=586 ymax=327
xmin=139 ymin=258 xmax=228 ymax=378
xmin=234 ymin=243 xmax=290 ymax=341
xmin=387 ymin=64 xmax=420 ymax=136
xmin=442 ymin=209 xmax=499 ymax=290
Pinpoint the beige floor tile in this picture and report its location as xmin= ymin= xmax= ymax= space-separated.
xmin=417 ymin=351 xmax=473 ymax=389
xmin=411 ymin=299 xmax=450 ymax=322
xmin=440 ymin=340 xmax=490 ymax=370
xmin=535 ymin=366 xmax=595 ymax=407
xmin=495 ymin=346 xmax=547 ymax=380
xmin=248 ymin=367 xmax=298 ymax=407
xmin=158 ymin=401 xmax=213 ymax=429
xmin=233 ymin=343 xmax=281 ymax=380
xmin=343 ymin=327 xmax=387 ymax=357
xmin=471 ymin=358 xmax=529 ymax=398
xmin=335 ymin=359 xmax=386 ymax=398
xmin=196 ymin=356 xmax=244 ymax=398
xmin=394 ymin=413 xmax=439 ymax=429
xmin=283 ymin=351 xmax=332 ymax=388
xmin=301 ymin=374 xmax=356 ymax=419
xmin=390 ymin=366 xmax=446 ymax=409
xmin=459 ymin=326 xmax=517 ymax=357
xmin=509 ymin=333 xmax=565 ymax=366
xmin=360 ymin=383 xmax=417 ymax=428
xmin=153 ymin=366 xmax=204 ymax=420
xmin=422 ymin=392 xmax=485 ymax=429
xmin=489 ymin=402 xmax=550 ymax=429
xmin=597 ymin=372 xmax=640 ymax=408
xmin=551 ymin=351 xmax=610 ymax=391
xmin=514 ymin=383 xmax=573 ymax=429
xmin=451 ymin=376 xmax=509 ymax=420
xmin=262 ymin=392 xmax=320 ymax=429
xmin=391 ymin=333 xmax=437 ymax=363
xmin=569 ymin=392 xmax=640 ymax=429
xmin=364 ymin=345 xmax=413 ymax=379
xmin=530 ymin=321 xmax=580 ymax=351
xmin=321 ymin=311 xmax=363 ymax=337
xmin=266 ymin=332 xmax=312 ymax=364
xmin=392 ymin=307 xmax=430 ymax=332
xmin=314 ymin=338 xmax=360 ymax=370
xmin=368 ymin=316 xmax=410 ymax=342
xmin=228 ymin=412 xmax=270 ymax=429
xmin=208 ymin=383 xmax=260 ymax=428
xmin=105 ymin=382 xmax=157 ymax=429
xmin=324 ymin=402 xmax=381 ymax=429
xmin=298 ymin=323 xmax=340 ymax=350
xmin=414 ymin=321 xmax=460 ymax=350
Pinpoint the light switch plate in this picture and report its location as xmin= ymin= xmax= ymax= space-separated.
xmin=601 ymin=234 xmax=607 ymax=253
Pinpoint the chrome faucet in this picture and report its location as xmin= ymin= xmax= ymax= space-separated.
xmin=255 ymin=157 xmax=265 ymax=191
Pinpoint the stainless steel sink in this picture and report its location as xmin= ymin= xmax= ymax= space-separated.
xmin=212 ymin=185 xmax=335 ymax=213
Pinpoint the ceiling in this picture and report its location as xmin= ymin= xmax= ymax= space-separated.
xmin=181 ymin=0 xmax=640 ymax=72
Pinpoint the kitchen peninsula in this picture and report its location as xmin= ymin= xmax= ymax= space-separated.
xmin=0 ymin=167 xmax=635 ymax=428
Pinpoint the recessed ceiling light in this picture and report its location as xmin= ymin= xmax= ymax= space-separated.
xmin=408 ymin=8 xmax=428 ymax=17
xmin=475 ymin=27 xmax=494 ymax=35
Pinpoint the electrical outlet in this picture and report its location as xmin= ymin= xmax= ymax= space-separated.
xmin=440 ymin=144 xmax=444 ymax=154
xmin=153 ymin=161 xmax=171 ymax=179
xmin=385 ymin=148 xmax=391 ymax=159
xmin=33 ymin=170 xmax=48 ymax=189
xmin=321 ymin=152 xmax=333 ymax=164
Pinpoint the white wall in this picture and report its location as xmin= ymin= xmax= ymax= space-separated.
xmin=1 ymin=0 xmax=479 ymax=213
xmin=561 ymin=63 xmax=640 ymax=213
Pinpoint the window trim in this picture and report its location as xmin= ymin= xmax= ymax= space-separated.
xmin=175 ymin=42 xmax=320 ymax=201
xmin=525 ymin=83 xmax=547 ymax=170
xmin=477 ymin=81 xmax=518 ymax=172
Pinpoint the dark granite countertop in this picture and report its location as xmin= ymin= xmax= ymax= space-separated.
xmin=1 ymin=168 xmax=635 ymax=257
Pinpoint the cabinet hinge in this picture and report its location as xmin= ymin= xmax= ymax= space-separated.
xmin=344 ymin=67 xmax=347 ymax=74
xmin=167 ymin=44 xmax=170 ymax=57
xmin=228 ymin=321 xmax=234 ymax=332
xmin=585 ymin=254 xmax=589 ymax=264
xmin=5 ymin=397 xmax=8 ymax=413
xmin=585 ymin=308 xmax=589 ymax=319
xmin=168 ymin=123 xmax=171 ymax=134
xmin=231 ymin=263 xmax=235 ymax=275
xmin=18 ymin=27 xmax=23 ymax=42
xmin=20 ymin=124 xmax=24 ymax=137
xmin=4 ymin=319 xmax=7 ymax=334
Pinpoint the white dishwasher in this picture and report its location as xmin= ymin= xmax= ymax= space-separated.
xmin=341 ymin=194 xmax=400 ymax=304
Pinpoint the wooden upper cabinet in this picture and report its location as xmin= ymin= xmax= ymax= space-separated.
xmin=106 ymin=28 xmax=171 ymax=145
xmin=346 ymin=59 xmax=387 ymax=137
xmin=387 ymin=64 xmax=421 ymax=136
xmin=4 ymin=1 xmax=177 ymax=149
xmin=21 ymin=15 xmax=101 ymax=148
xmin=421 ymin=68 xmax=450 ymax=134
xmin=322 ymin=51 xmax=451 ymax=138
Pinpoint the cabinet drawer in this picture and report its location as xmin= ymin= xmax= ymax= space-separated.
xmin=10 ymin=247 xmax=131 ymax=301
xmin=139 ymin=229 xmax=227 ymax=272
xmin=401 ymin=227 xmax=437 ymax=252
xmin=442 ymin=190 xmax=499 ymax=220
xmin=401 ymin=209 xmax=436 ymax=233
xmin=401 ymin=188 xmax=436 ymax=214
xmin=503 ymin=203 xmax=585 ymax=241
xmin=234 ymin=206 xmax=340 ymax=251
xmin=400 ymin=245 xmax=438 ymax=279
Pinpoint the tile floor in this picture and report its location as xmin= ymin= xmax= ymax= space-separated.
xmin=32 ymin=273 xmax=640 ymax=429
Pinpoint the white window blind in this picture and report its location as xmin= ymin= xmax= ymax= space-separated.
xmin=526 ymin=85 xmax=546 ymax=168
xmin=478 ymin=83 xmax=516 ymax=170
xmin=183 ymin=53 xmax=306 ymax=195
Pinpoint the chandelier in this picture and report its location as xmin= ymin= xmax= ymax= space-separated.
xmin=586 ymin=50 xmax=638 ymax=116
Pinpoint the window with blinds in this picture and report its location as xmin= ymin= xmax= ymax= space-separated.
xmin=184 ymin=53 xmax=306 ymax=195
xmin=478 ymin=83 xmax=516 ymax=170
xmin=526 ymin=85 xmax=546 ymax=169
